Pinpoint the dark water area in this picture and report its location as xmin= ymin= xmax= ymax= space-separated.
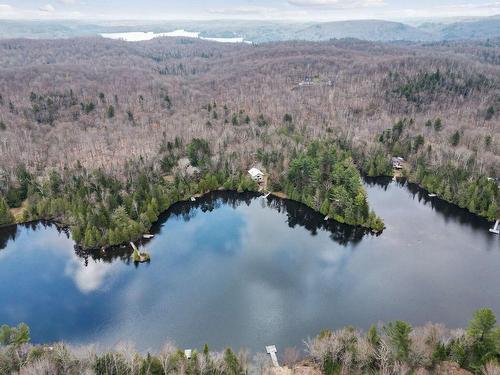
xmin=0 ymin=179 xmax=499 ymax=352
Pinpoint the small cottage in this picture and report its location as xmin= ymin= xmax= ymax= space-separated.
xmin=392 ymin=156 xmax=404 ymax=169
xmin=248 ymin=167 xmax=264 ymax=182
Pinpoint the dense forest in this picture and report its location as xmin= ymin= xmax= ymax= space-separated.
xmin=284 ymin=142 xmax=384 ymax=231
xmin=1 ymin=308 xmax=499 ymax=374
xmin=0 ymin=37 xmax=499 ymax=240
xmin=0 ymin=135 xmax=260 ymax=249
xmin=0 ymin=138 xmax=381 ymax=249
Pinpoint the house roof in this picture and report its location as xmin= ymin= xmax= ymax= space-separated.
xmin=248 ymin=167 xmax=263 ymax=177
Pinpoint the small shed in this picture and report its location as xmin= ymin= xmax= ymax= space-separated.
xmin=248 ymin=167 xmax=264 ymax=182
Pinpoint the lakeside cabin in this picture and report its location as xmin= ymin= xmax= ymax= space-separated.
xmin=392 ymin=156 xmax=404 ymax=169
xmin=248 ymin=167 xmax=264 ymax=183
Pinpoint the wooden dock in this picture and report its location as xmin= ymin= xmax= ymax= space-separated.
xmin=266 ymin=345 xmax=279 ymax=367
xmin=130 ymin=242 xmax=151 ymax=262
xmin=489 ymin=220 xmax=500 ymax=234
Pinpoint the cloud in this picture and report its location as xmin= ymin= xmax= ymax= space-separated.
xmin=57 ymin=0 xmax=78 ymax=4
xmin=208 ymin=6 xmax=279 ymax=15
xmin=0 ymin=3 xmax=13 ymax=13
xmin=64 ymin=257 xmax=120 ymax=294
xmin=39 ymin=3 xmax=55 ymax=12
xmin=288 ymin=0 xmax=386 ymax=8
xmin=385 ymin=1 xmax=500 ymax=18
xmin=206 ymin=5 xmax=310 ymax=20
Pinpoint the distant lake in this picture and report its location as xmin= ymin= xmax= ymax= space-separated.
xmin=100 ymin=29 xmax=250 ymax=43
xmin=0 ymin=178 xmax=499 ymax=352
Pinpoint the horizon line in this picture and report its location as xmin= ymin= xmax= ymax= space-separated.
xmin=0 ymin=14 xmax=499 ymax=23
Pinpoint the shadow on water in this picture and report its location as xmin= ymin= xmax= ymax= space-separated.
xmin=0 ymin=182 xmax=494 ymax=258
xmin=362 ymin=175 xmax=393 ymax=190
xmin=0 ymin=191 xmax=367 ymax=260
xmin=363 ymin=175 xmax=492 ymax=231
xmin=265 ymin=196 xmax=366 ymax=245
xmin=153 ymin=190 xmax=367 ymax=246
xmin=0 ymin=224 xmax=17 ymax=250
xmin=0 ymin=220 xmax=71 ymax=251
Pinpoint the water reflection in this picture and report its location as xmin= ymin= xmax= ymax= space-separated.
xmin=0 ymin=224 xmax=16 ymax=251
xmin=155 ymin=191 xmax=367 ymax=247
xmin=0 ymin=181 xmax=498 ymax=351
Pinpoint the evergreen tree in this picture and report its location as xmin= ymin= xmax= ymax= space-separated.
xmin=384 ymin=320 xmax=412 ymax=361
xmin=450 ymin=131 xmax=461 ymax=146
xmin=107 ymin=105 xmax=115 ymax=118
xmin=224 ymin=348 xmax=243 ymax=375
xmin=0 ymin=197 xmax=14 ymax=225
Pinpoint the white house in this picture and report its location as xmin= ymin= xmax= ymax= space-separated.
xmin=248 ymin=167 xmax=264 ymax=182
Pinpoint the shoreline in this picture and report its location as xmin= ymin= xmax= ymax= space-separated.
xmin=363 ymin=171 xmax=500 ymax=223
xmin=3 ymin=173 xmax=496 ymax=249
xmin=2 ymin=187 xmax=379 ymax=251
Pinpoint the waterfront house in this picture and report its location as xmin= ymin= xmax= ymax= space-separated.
xmin=248 ymin=167 xmax=264 ymax=182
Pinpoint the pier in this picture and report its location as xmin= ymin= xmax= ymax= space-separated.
xmin=130 ymin=242 xmax=151 ymax=262
xmin=489 ymin=220 xmax=500 ymax=234
xmin=266 ymin=345 xmax=279 ymax=367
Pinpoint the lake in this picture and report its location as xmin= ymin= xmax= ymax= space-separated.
xmin=0 ymin=178 xmax=499 ymax=352
xmin=100 ymin=30 xmax=250 ymax=43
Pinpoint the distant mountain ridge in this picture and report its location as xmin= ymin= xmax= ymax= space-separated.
xmin=420 ymin=15 xmax=500 ymax=40
xmin=0 ymin=15 xmax=499 ymax=42
xmin=294 ymin=20 xmax=436 ymax=42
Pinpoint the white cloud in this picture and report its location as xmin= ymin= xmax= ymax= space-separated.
xmin=208 ymin=6 xmax=279 ymax=15
xmin=58 ymin=0 xmax=78 ymax=4
xmin=0 ymin=3 xmax=14 ymax=15
xmin=289 ymin=0 xmax=386 ymax=8
xmin=384 ymin=1 xmax=500 ymax=19
xmin=206 ymin=5 xmax=309 ymax=20
xmin=64 ymin=257 xmax=120 ymax=294
xmin=39 ymin=3 xmax=55 ymax=12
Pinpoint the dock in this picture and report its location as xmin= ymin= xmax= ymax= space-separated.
xmin=262 ymin=192 xmax=271 ymax=199
xmin=266 ymin=345 xmax=279 ymax=367
xmin=428 ymin=193 xmax=437 ymax=198
xmin=130 ymin=242 xmax=151 ymax=262
xmin=489 ymin=220 xmax=500 ymax=234
xmin=143 ymin=234 xmax=154 ymax=239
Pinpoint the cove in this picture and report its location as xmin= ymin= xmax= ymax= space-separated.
xmin=0 ymin=178 xmax=499 ymax=352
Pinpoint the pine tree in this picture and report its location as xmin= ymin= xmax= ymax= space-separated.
xmin=107 ymin=105 xmax=115 ymax=118
xmin=0 ymin=197 xmax=14 ymax=225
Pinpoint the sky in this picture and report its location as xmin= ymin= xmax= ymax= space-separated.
xmin=0 ymin=0 xmax=499 ymax=21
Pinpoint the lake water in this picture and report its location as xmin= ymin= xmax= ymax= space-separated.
xmin=0 ymin=178 xmax=499 ymax=352
xmin=100 ymin=30 xmax=250 ymax=43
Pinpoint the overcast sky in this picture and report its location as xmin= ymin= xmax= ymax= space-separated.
xmin=1 ymin=0 xmax=499 ymax=21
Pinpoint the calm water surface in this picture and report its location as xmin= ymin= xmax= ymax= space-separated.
xmin=0 ymin=178 xmax=499 ymax=352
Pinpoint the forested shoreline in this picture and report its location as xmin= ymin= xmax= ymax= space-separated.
xmin=1 ymin=308 xmax=499 ymax=374
xmin=0 ymin=138 xmax=385 ymax=249
xmin=353 ymin=117 xmax=500 ymax=221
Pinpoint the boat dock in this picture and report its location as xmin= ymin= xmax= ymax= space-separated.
xmin=266 ymin=345 xmax=279 ymax=367
xmin=130 ymin=242 xmax=151 ymax=262
xmin=489 ymin=220 xmax=500 ymax=234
